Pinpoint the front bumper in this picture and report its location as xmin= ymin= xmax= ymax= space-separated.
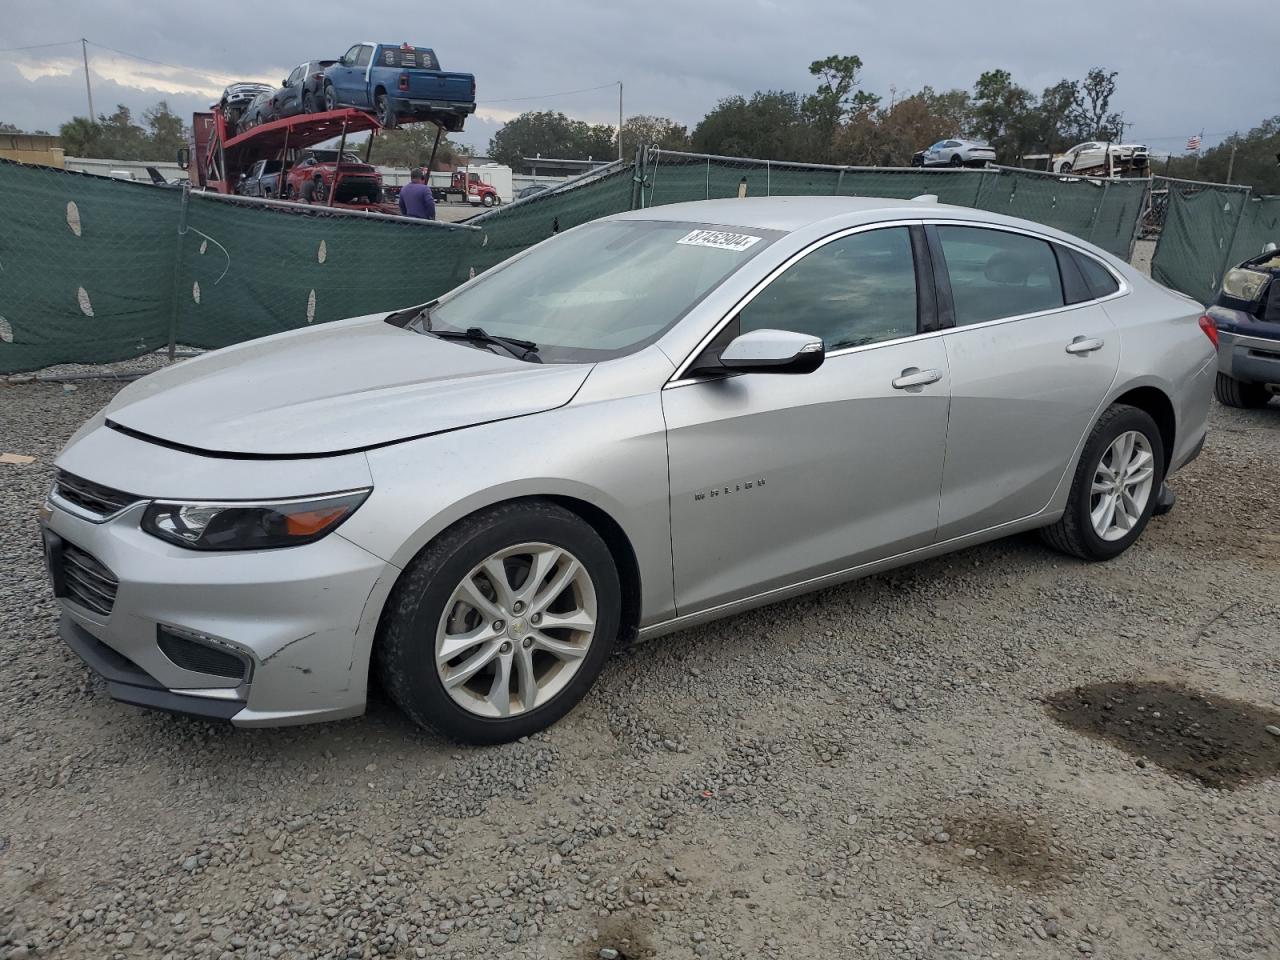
xmin=44 ymin=498 xmax=398 ymax=727
xmin=1218 ymin=329 xmax=1280 ymax=387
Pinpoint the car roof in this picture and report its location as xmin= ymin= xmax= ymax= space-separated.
xmin=609 ymin=196 xmax=955 ymax=233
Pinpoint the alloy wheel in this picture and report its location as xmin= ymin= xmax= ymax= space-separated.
xmin=435 ymin=542 xmax=597 ymax=718
xmin=1090 ymin=430 xmax=1155 ymax=541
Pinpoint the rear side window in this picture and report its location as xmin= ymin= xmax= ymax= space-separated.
xmin=740 ymin=227 xmax=918 ymax=350
xmin=1071 ymin=250 xmax=1120 ymax=299
xmin=936 ymin=226 xmax=1064 ymax=325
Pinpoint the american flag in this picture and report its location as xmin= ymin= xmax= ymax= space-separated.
xmin=1186 ymin=134 xmax=1202 ymax=152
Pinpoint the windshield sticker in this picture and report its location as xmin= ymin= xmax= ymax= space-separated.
xmin=677 ymin=229 xmax=762 ymax=252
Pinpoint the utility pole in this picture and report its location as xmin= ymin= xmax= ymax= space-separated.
xmin=1193 ymin=128 xmax=1204 ymax=176
xmin=617 ymin=81 xmax=623 ymax=161
xmin=81 ymin=38 xmax=95 ymax=120
xmin=1225 ymin=133 xmax=1238 ymax=184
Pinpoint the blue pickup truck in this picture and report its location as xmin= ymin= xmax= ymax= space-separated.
xmin=322 ymin=42 xmax=476 ymax=131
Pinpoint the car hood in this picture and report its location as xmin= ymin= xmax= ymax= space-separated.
xmin=105 ymin=315 xmax=593 ymax=456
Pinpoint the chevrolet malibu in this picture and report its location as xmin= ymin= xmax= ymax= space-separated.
xmin=43 ymin=196 xmax=1215 ymax=743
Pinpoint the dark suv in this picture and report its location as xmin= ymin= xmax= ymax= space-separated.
xmin=1204 ymin=249 xmax=1280 ymax=408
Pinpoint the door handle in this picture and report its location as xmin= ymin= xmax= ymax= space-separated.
xmin=1065 ymin=336 xmax=1105 ymax=355
xmin=891 ymin=367 xmax=943 ymax=390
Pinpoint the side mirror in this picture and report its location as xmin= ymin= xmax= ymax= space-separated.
xmin=718 ymin=328 xmax=824 ymax=375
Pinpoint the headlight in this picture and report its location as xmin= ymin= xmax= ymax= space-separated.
xmin=1221 ymin=268 xmax=1270 ymax=303
xmin=141 ymin=489 xmax=370 ymax=551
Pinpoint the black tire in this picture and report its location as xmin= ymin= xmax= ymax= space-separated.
xmin=1214 ymin=372 xmax=1271 ymax=408
xmin=324 ymin=83 xmax=338 ymax=112
xmin=302 ymin=92 xmax=315 ymax=114
xmin=285 ymin=183 xmax=297 ymax=201
xmin=949 ymin=154 xmax=964 ymax=167
xmin=1040 ymin=404 xmax=1165 ymax=561
xmin=1060 ymin=161 xmax=1073 ymax=174
xmin=375 ymin=501 xmax=621 ymax=744
xmin=376 ymin=92 xmax=396 ymax=129
xmin=482 ymin=193 xmax=495 ymax=207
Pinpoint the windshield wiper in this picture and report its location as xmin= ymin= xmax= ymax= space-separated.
xmin=429 ymin=326 xmax=541 ymax=362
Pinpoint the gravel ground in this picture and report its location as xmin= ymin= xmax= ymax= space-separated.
xmin=2 ymin=378 xmax=1278 ymax=960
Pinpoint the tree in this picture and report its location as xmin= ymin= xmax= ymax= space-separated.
xmin=58 ymin=116 xmax=103 ymax=156
xmin=488 ymin=110 xmax=615 ymax=167
xmin=836 ymin=87 xmax=971 ymax=166
xmin=143 ymin=101 xmax=187 ymax=162
xmin=691 ymin=91 xmax=809 ymax=160
xmin=1164 ymin=116 xmax=1280 ymax=193
xmin=1075 ymin=68 xmax=1123 ymax=140
xmin=1029 ymin=79 xmax=1083 ymax=154
xmin=971 ymin=70 xmax=1037 ymax=160
xmin=802 ymin=54 xmax=880 ymax=162
xmin=370 ymin=125 xmax=468 ymax=168
xmin=619 ymin=115 xmax=689 ymax=153
xmin=0 ymin=121 xmax=20 ymax=132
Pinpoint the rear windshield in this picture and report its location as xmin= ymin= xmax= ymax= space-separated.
xmin=377 ymin=46 xmax=439 ymax=70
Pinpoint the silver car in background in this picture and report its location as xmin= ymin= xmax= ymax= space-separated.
xmin=42 ymin=196 xmax=1215 ymax=743
xmin=920 ymin=138 xmax=997 ymax=167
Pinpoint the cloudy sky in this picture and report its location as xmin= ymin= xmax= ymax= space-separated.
xmin=1 ymin=0 xmax=1271 ymax=156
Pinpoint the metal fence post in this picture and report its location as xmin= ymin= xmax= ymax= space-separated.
xmin=167 ymin=183 xmax=191 ymax=363
xmin=835 ymin=168 xmax=845 ymax=195
xmin=1217 ymin=189 xmax=1250 ymax=289
xmin=972 ymin=169 xmax=990 ymax=209
xmin=1087 ymin=179 xmax=1112 ymax=243
xmin=1126 ymin=180 xmax=1151 ymax=263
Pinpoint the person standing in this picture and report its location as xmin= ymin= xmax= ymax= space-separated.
xmin=398 ymin=167 xmax=436 ymax=220
xmin=300 ymin=172 xmax=326 ymax=204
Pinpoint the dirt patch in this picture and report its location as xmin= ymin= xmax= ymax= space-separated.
xmin=926 ymin=811 xmax=1083 ymax=889
xmin=1046 ymin=681 xmax=1280 ymax=789
xmin=577 ymin=915 xmax=656 ymax=960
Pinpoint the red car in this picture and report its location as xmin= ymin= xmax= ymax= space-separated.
xmin=284 ymin=149 xmax=382 ymax=205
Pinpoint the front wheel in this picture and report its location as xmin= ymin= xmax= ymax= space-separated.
xmin=481 ymin=193 xmax=495 ymax=207
xmin=324 ymin=84 xmax=338 ymax=112
xmin=949 ymin=154 xmax=964 ymax=167
xmin=1059 ymin=161 xmax=1073 ymax=174
xmin=302 ymin=92 xmax=315 ymax=114
xmin=375 ymin=501 xmax=621 ymax=744
xmin=1041 ymin=404 xmax=1165 ymax=561
xmin=1214 ymin=372 xmax=1271 ymax=408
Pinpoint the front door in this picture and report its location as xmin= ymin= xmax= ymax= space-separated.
xmin=930 ymin=224 xmax=1120 ymax=539
xmin=663 ymin=225 xmax=952 ymax=615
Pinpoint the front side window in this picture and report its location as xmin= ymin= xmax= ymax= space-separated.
xmin=739 ymin=227 xmax=918 ymax=351
xmin=341 ymin=45 xmax=361 ymax=65
xmin=936 ymin=225 xmax=1064 ymax=326
xmin=354 ymin=45 xmax=373 ymax=67
xmin=412 ymin=220 xmax=779 ymax=363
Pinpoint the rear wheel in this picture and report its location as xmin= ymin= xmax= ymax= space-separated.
xmin=1041 ymin=404 xmax=1164 ymax=561
xmin=376 ymin=92 xmax=397 ymax=129
xmin=1214 ymin=372 xmax=1271 ymax=408
xmin=376 ymin=501 xmax=621 ymax=744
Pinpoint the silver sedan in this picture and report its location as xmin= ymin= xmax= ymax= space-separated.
xmin=43 ymin=197 xmax=1215 ymax=743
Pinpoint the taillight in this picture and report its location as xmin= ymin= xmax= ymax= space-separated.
xmin=399 ymin=73 xmax=409 ymax=91
xmin=471 ymin=79 xmax=476 ymax=98
xmin=1198 ymin=315 xmax=1219 ymax=348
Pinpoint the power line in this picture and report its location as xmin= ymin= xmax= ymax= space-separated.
xmin=478 ymin=81 xmax=619 ymax=105
xmin=85 ymin=41 xmax=196 ymax=74
xmin=0 ymin=40 xmax=80 ymax=53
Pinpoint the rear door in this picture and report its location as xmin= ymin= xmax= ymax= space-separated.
xmin=931 ymin=223 xmax=1120 ymax=539
xmin=664 ymin=224 xmax=952 ymax=614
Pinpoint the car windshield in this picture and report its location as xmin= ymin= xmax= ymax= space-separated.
xmin=408 ymin=220 xmax=780 ymax=363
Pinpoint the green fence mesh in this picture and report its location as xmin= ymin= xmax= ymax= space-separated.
xmin=2 ymin=150 xmax=1271 ymax=376
xmin=0 ymin=160 xmax=180 ymax=372
xmin=641 ymin=151 xmax=1147 ymax=259
xmin=175 ymin=194 xmax=476 ymax=350
xmin=1150 ymin=180 xmax=1257 ymax=302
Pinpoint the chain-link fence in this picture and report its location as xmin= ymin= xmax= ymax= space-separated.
xmin=640 ymin=149 xmax=1149 ymax=259
xmin=5 ymin=148 xmax=1276 ymax=376
xmin=1149 ymin=177 xmax=1280 ymax=301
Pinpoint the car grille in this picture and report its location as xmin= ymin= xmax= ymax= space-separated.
xmin=54 ymin=470 xmax=141 ymax=520
xmin=60 ymin=542 xmax=119 ymax=616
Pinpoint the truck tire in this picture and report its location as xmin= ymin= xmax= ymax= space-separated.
xmin=482 ymin=193 xmax=495 ymax=207
xmin=376 ymin=92 xmax=397 ymax=130
xmin=374 ymin=500 xmax=621 ymax=744
xmin=1214 ymin=372 xmax=1271 ymax=408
